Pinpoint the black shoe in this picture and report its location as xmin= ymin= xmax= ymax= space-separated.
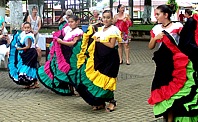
xmin=120 ymin=60 xmax=123 ymax=64
xmin=126 ymin=61 xmax=130 ymax=65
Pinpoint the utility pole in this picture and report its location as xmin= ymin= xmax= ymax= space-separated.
xmin=110 ymin=0 xmax=113 ymax=11
xmin=129 ymin=0 xmax=133 ymax=25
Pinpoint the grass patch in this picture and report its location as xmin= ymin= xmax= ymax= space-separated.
xmin=6 ymin=24 xmax=155 ymax=34
xmin=6 ymin=28 xmax=57 ymax=34
xmin=39 ymin=28 xmax=57 ymax=34
xmin=40 ymin=24 xmax=155 ymax=33
xmin=129 ymin=24 xmax=154 ymax=31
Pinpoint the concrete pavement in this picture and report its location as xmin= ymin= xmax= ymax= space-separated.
xmin=0 ymin=41 xmax=164 ymax=122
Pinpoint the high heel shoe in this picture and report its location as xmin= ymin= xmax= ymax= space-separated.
xmin=126 ymin=60 xmax=130 ymax=65
xmin=120 ymin=60 xmax=123 ymax=64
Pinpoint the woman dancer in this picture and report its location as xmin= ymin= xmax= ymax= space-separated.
xmin=73 ymin=10 xmax=122 ymax=111
xmin=148 ymin=4 xmax=198 ymax=122
xmin=37 ymin=15 xmax=83 ymax=95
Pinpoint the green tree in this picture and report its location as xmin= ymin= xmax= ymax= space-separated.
xmin=0 ymin=0 xmax=6 ymax=18
xmin=167 ymin=0 xmax=179 ymax=13
xmin=93 ymin=0 xmax=97 ymax=6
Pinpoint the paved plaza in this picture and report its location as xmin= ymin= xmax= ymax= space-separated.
xmin=0 ymin=41 xmax=164 ymax=122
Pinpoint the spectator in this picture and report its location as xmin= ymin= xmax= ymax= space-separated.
xmin=89 ymin=10 xmax=102 ymax=25
xmin=56 ymin=9 xmax=73 ymax=30
xmin=0 ymin=16 xmax=8 ymax=35
xmin=184 ymin=9 xmax=192 ymax=19
xmin=178 ymin=11 xmax=185 ymax=24
xmin=26 ymin=6 xmax=41 ymax=45
xmin=0 ymin=28 xmax=10 ymax=65
xmin=26 ymin=6 xmax=42 ymax=65
xmin=114 ymin=4 xmax=132 ymax=65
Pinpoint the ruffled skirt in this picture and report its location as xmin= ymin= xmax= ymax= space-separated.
xmin=8 ymin=32 xmax=38 ymax=86
xmin=72 ymin=40 xmax=120 ymax=106
xmin=37 ymin=30 xmax=82 ymax=95
xmin=148 ymin=35 xmax=198 ymax=121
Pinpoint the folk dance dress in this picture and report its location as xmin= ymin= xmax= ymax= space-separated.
xmin=73 ymin=25 xmax=122 ymax=106
xmin=148 ymin=19 xmax=198 ymax=121
xmin=37 ymin=26 xmax=83 ymax=95
xmin=8 ymin=31 xmax=38 ymax=86
xmin=68 ymin=25 xmax=95 ymax=83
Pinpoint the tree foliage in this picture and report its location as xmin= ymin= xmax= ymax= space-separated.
xmin=0 ymin=0 xmax=6 ymax=7
xmin=167 ymin=0 xmax=179 ymax=12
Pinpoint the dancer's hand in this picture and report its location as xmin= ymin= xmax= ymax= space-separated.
xmin=96 ymin=37 xmax=100 ymax=42
xmin=155 ymin=32 xmax=164 ymax=41
xmin=57 ymin=38 xmax=62 ymax=44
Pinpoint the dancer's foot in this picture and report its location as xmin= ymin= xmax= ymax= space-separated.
xmin=106 ymin=100 xmax=117 ymax=112
xmin=73 ymin=91 xmax=80 ymax=97
xmin=29 ymin=82 xmax=40 ymax=89
xmin=126 ymin=60 xmax=130 ymax=65
xmin=24 ymin=85 xmax=31 ymax=89
xmin=92 ymin=103 xmax=106 ymax=110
